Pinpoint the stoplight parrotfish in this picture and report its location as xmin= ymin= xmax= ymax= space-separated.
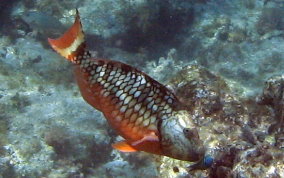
xmin=48 ymin=9 xmax=211 ymax=165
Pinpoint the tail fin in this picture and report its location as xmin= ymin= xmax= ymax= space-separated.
xmin=48 ymin=9 xmax=91 ymax=64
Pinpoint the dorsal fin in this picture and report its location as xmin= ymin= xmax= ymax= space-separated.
xmin=48 ymin=9 xmax=90 ymax=64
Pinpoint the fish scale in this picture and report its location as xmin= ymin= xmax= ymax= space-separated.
xmin=78 ymin=59 xmax=176 ymax=141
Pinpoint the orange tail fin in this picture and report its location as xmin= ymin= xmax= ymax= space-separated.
xmin=48 ymin=9 xmax=90 ymax=64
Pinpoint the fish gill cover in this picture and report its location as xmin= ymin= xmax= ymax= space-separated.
xmin=0 ymin=0 xmax=283 ymax=177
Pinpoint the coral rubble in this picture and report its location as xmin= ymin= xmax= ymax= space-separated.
xmin=257 ymin=75 xmax=284 ymax=133
xmin=158 ymin=65 xmax=284 ymax=177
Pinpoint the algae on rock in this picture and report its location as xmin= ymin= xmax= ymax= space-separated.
xmin=158 ymin=65 xmax=283 ymax=177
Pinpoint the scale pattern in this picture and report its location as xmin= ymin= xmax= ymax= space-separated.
xmin=78 ymin=58 xmax=178 ymax=141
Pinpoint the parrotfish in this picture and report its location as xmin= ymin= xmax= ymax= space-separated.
xmin=48 ymin=10 xmax=206 ymax=162
xmin=188 ymin=155 xmax=214 ymax=171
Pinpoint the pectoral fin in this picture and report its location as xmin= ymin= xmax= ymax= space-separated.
xmin=112 ymin=133 xmax=162 ymax=154
xmin=131 ymin=133 xmax=159 ymax=146
xmin=130 ymin=133 xmax=162 ymax=155
xmin=112 ymin=141 xmax=137 ymax=152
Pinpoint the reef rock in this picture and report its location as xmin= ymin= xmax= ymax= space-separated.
xmin=157 ymin=65 xmax=284 ymax=178
xmin=257 ymin=75 xmax=284 ymax=134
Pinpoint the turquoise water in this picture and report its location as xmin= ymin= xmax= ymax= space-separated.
xmin=0 ymin=0 xmax=283 ymax=177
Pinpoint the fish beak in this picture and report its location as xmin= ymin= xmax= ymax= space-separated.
xmin=187 ymin=155 xmax=214 ymax=171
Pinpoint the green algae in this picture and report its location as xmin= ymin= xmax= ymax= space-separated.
xmin=0 ymin=119 xmax=8 ymax=155
xmin=202 ymin=17 xmax=231 ymax=39
xmin=256 ymin=7 xmax=284 ymax=35
xmin=242 ymin=0 xmax=256 ymax=9
xmin=18 ymin=140 xmax=42 ymax=160
xmin=227 ymin=28 xmax=247 ymax=43
xmin=10 ymin=93 xmax=31 ymax=113
xmin=0 ymin=62 xmax=10 ymax=76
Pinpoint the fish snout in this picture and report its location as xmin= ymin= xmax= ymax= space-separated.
xmin=187 ymin=137 xmax=206 ymax=161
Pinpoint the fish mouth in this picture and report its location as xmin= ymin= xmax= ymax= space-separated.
xmin=186 ymin=143 xmax=205 ymax=161
xmin=185 ymin=128 xmax=205 ymax=161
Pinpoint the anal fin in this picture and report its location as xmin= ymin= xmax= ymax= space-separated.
xmin=112 ymin=141 xmax=137 ymax=152
xmin=113 ymin=133 xmax=162 ymax=155
xmin=112 ymin=132 xmax=162 ymax=154
xmin=130 ymin=133 xmax=161 ymax=155
xmin=131 ymin=133 xmax=159 ymax=146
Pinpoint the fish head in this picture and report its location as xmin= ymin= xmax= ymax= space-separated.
xmin=159 ymin=111 xmax=205 ymax=161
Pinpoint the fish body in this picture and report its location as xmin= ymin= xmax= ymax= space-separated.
xmin=48 ymin=10 xmax=205 ymax=162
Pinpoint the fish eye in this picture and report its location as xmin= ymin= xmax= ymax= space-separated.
xmin=183 ymin=128 xmax=192 ymax=138
xmin=183 ymin=128 xmax=190 ymax=133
